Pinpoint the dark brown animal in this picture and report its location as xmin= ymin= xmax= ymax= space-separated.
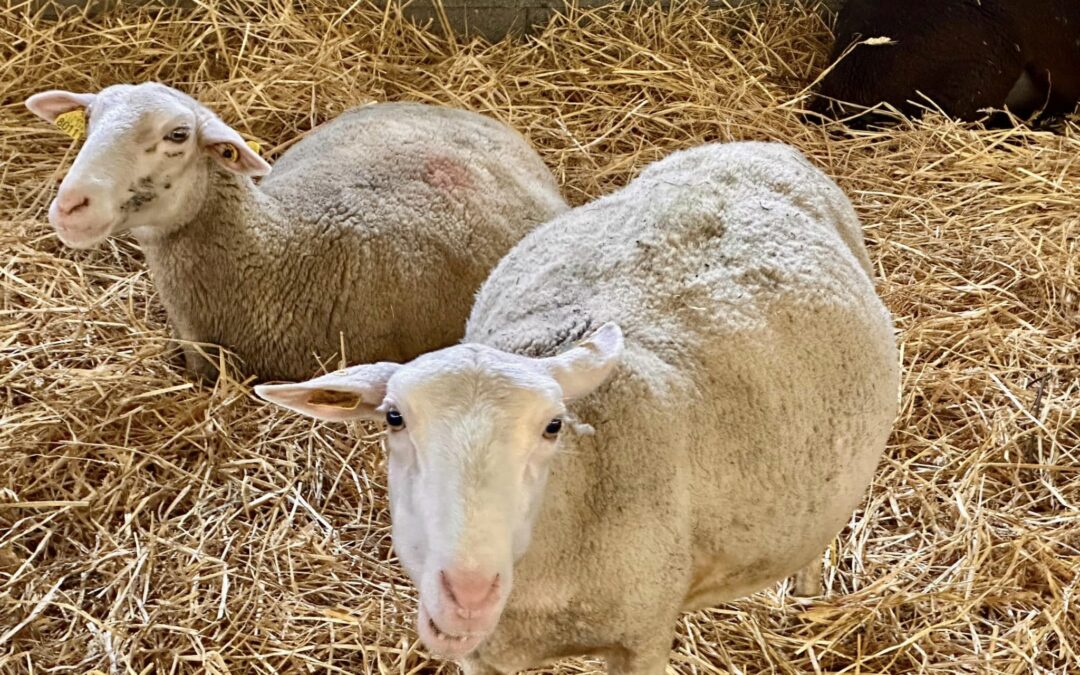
xmin=809 ymin=0 xmax=1080 ymax=124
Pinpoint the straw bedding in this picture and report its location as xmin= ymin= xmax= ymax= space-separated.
xmin=1 ymin=1 xmax=1077 ymax=672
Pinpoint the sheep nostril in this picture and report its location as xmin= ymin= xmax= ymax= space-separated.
xmin=59 ymin=195 xmax=90 ymax=216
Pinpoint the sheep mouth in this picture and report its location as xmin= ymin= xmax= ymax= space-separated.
xmin=417 ymin=603 xmax=487 ymax=658
xmin=428 ymin=615 xmax=468 ymax=642
xmin=52 ymin=219 xmax=115 ymax=249
xmin=48 ymin=203 xmax=118 ymax=249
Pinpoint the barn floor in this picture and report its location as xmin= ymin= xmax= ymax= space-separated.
xmin=1 ymin=1 xmax=1078 ymax=673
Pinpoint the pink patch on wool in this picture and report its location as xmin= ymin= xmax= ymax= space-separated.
xmin=424 ymin=155 xmax=474 ymax=194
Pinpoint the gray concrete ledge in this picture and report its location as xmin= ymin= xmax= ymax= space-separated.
xmin=34 ymin=1 xmax=840 ymax=42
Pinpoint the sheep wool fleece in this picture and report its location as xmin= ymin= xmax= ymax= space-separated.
xmin=462 ymin=142 xmax=899 ymax=672
xmin=143 ymin=102 xmax=567 ymax=381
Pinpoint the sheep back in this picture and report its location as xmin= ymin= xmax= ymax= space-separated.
xmin=161 ymin=102 xmax=566 ymax=381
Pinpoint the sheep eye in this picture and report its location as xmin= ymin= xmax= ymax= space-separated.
xmin=165 ymin=127 xmax=190 ymax=143
xmin=543 ymin=418 xmax=563 ymax=439
xmin=385 ymin=409 xmax=405 ymax=429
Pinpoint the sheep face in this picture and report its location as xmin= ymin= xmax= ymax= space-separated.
xmin=26 ymin=82 xmax=269 ymax=249
xmin=255 ymin=324 xmax=623 ymax=659
xmin=383 ymin=349 xmax=570 ymax=658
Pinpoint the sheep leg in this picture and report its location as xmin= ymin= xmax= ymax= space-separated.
xmin=793 ymin=555 xmax=823 ymax=597
xmin=182 ymin=344 xmax=220 ymax=383
xmin=459 ymin=658 xmax=503 ymax=675
xmin=606 ymin=641 xmax=673 ymax=675
xmin=166 ymin=327 xmax=188 ymax=371
xmin=167 ymin=323 xmax=220 ymax=383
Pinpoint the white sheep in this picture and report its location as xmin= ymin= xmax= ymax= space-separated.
xmin=255 ymin=141 xmax=899 ymax=673
xmin=25 ymin=82 xmax=567 ymax=381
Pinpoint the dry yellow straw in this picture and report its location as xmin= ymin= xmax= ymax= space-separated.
xmin=1 ymin=0 xmax=1077 ymax=672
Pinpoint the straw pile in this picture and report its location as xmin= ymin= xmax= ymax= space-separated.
xmin=1 ymin=0 xmax=1077 ymax=672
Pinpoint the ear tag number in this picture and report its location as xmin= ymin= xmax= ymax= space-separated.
xmin=54 ymin=109 xmax=87 ymax=141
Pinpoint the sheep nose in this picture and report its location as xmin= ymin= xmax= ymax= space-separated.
xmin=56 ymin=190 xmax=91 ymax=216
xmin=440 ymin=568 xmax=500 ymax=616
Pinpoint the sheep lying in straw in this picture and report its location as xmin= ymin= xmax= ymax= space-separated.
xmin=25 ymin=82 xmax=567 ymax=381
xmin=809 ymin=0 xmax=1080 ymax=125
xmin=256 ymin=142 xmax=899 ymax=673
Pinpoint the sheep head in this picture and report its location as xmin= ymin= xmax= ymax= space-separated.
xmin=255 ymin=323 xmax=624 ymax=658
xmin=26 ymin=82 xmax=270 ymax=248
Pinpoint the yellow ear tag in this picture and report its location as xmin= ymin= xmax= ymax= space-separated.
xmin=54 ymin=109 xmax=87 ymax=141
xmin=220 ymin=141 xmax=261 ymax=162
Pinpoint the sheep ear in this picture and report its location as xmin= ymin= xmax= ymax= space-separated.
xmin=26 ymin=90 xmax=96 ymax=123
xmin=199 ymin=114 xmax=272 ymax=177
xmin=541 ymin=323 xmax=624 ymax=400
xmin=255 ymin=362 xmax=400 ymax=422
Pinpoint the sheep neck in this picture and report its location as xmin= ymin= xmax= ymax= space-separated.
xmin=136 ymin=164 xmax=290 ymax=349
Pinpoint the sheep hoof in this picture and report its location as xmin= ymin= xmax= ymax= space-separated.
xmin=792 ymin=559 xmax=823 ymax=598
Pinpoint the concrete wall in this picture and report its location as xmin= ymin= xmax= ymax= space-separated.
xmin=408 ymin=1 xmax=839 ymax=41
xmin=39 ymin=1 xmax=841 ymax=42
